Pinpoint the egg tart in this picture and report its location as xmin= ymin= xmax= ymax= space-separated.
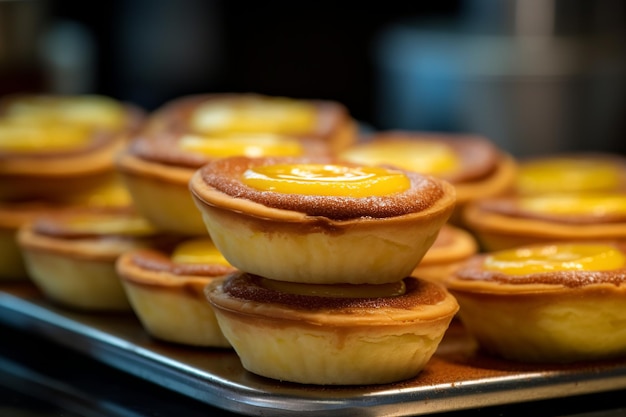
xmin=338 ymin=131 xmax=517 ymax=223
xmin=117 ymin=93 xmax=356 ymax=235
xmin=445 ymin=242 xmax=626 ymax=363
xmin=412 ymin=224 xmax=478 ymax=284
xmin=116 ymin=237 xmax=236 ymax=347
xmin=463 ymin=191 xmax=626 ymax=251
xmin=0 ymin=94 xmax=144 ymax=202
xmin=190 ymin=156 xmax=456 ymax=284
xmin=206 ymin=271 xmax=458 ymax=385
xmin=515 ymin=152 xmax=626 ymax=195
xmin=17 ymin=209 xmax=177 ymax=311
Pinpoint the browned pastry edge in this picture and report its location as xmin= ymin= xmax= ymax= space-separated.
xmin=215 ymin=272 xmax=452 ymax=314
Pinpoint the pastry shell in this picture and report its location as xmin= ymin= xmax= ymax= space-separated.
xmin=190 ymin=156 xmax=457 ymax=284
xmin=116 ymin=246 xmax=236 ymax=347
xmin=206 ymin=272 xmax=459 ymax=385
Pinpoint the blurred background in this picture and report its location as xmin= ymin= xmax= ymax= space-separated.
xmin=1 ymin=0 xmax=625 ymax=157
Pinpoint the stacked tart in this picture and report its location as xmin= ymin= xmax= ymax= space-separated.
xmin=463 ymin=152 xmax=626 ymax=251
xmin=339 ymin=131 xmax=517 ymax=224
xmin=116 ymin=237 xmax=236 ymax=347
xmin=190 ymin=156 xmax=459 ymax=385
xmin=117 ymin=93 xmax=357 ymax=235
xmin=0 ymin=94 xmax=143 ymax=281
xmin=446 ymin=241 xmax=626 ymax=363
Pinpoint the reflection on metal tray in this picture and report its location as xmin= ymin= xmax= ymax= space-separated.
xmin=1 ymin=282 xmax=626 ymax=417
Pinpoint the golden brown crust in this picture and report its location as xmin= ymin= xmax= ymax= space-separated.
xmin=194 ymin=156 xmax=450 ymax=220
xmin=209 ymin=272 xmax=458 ymax=321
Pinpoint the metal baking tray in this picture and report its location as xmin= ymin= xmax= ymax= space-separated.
xmin=1 ymin=282 xmax=626 ymax=417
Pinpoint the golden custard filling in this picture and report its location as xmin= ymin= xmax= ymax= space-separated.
xmin=0 ymin=121 xmax=92 ymax=152
xmin=484 ymin=243 xmax=626 ymax=276
xmin=242 ymin=163 xmax=411 ymax=197
xmin=3 ymin=95 xmax=126 ymax=130
xmin=190 ymin=97 xmax=316 ymax=134
xmin=517 ymin=158 xmax=622 ymax=194
xmin=260 ymin=278 xmax=407 ymax=298
xmin=178 ymin=133 xmax=304 ymax=158
xmin=341 ymin=141 xmax=460 ymax=175
xmin=171 ymin=237 xmax=231 ymax=266
xmin=519 ymin=193 xmax=626 ymax=217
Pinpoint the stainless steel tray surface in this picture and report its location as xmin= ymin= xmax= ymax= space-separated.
xmin=1 ymin=282 xmax=626 ymax=417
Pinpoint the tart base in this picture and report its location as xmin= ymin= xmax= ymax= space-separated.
xmin=206 ymin=276 xmax=458 ymax=385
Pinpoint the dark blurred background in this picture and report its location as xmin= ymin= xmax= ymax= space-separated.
xmin=1 ymin=0 xmax=625 ymax=156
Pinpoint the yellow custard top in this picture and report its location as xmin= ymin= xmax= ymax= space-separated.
xmin=171 ymin=237 xmax=231 ymax=266
xmin=519 ymin=193 xmax=626 ymax=217
xmin=517 ymin=157 xmax=623 ymax=194
xmin=341 ymin=141 xmax=460 ymax=175
xmin=190 ymin=96 xmax=316 ymax=135
xmin=484 ymin=243 xmax=626 ymax=276
xmin=0 ymin=121 xmax=92 ymax=153
xmin=3 ymin=95 xmax=126 ymax=130
xmin=178 ymin=133 xmax=304 ymax=158
xmin=242 ymin=163 xmax=411 ymax=197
